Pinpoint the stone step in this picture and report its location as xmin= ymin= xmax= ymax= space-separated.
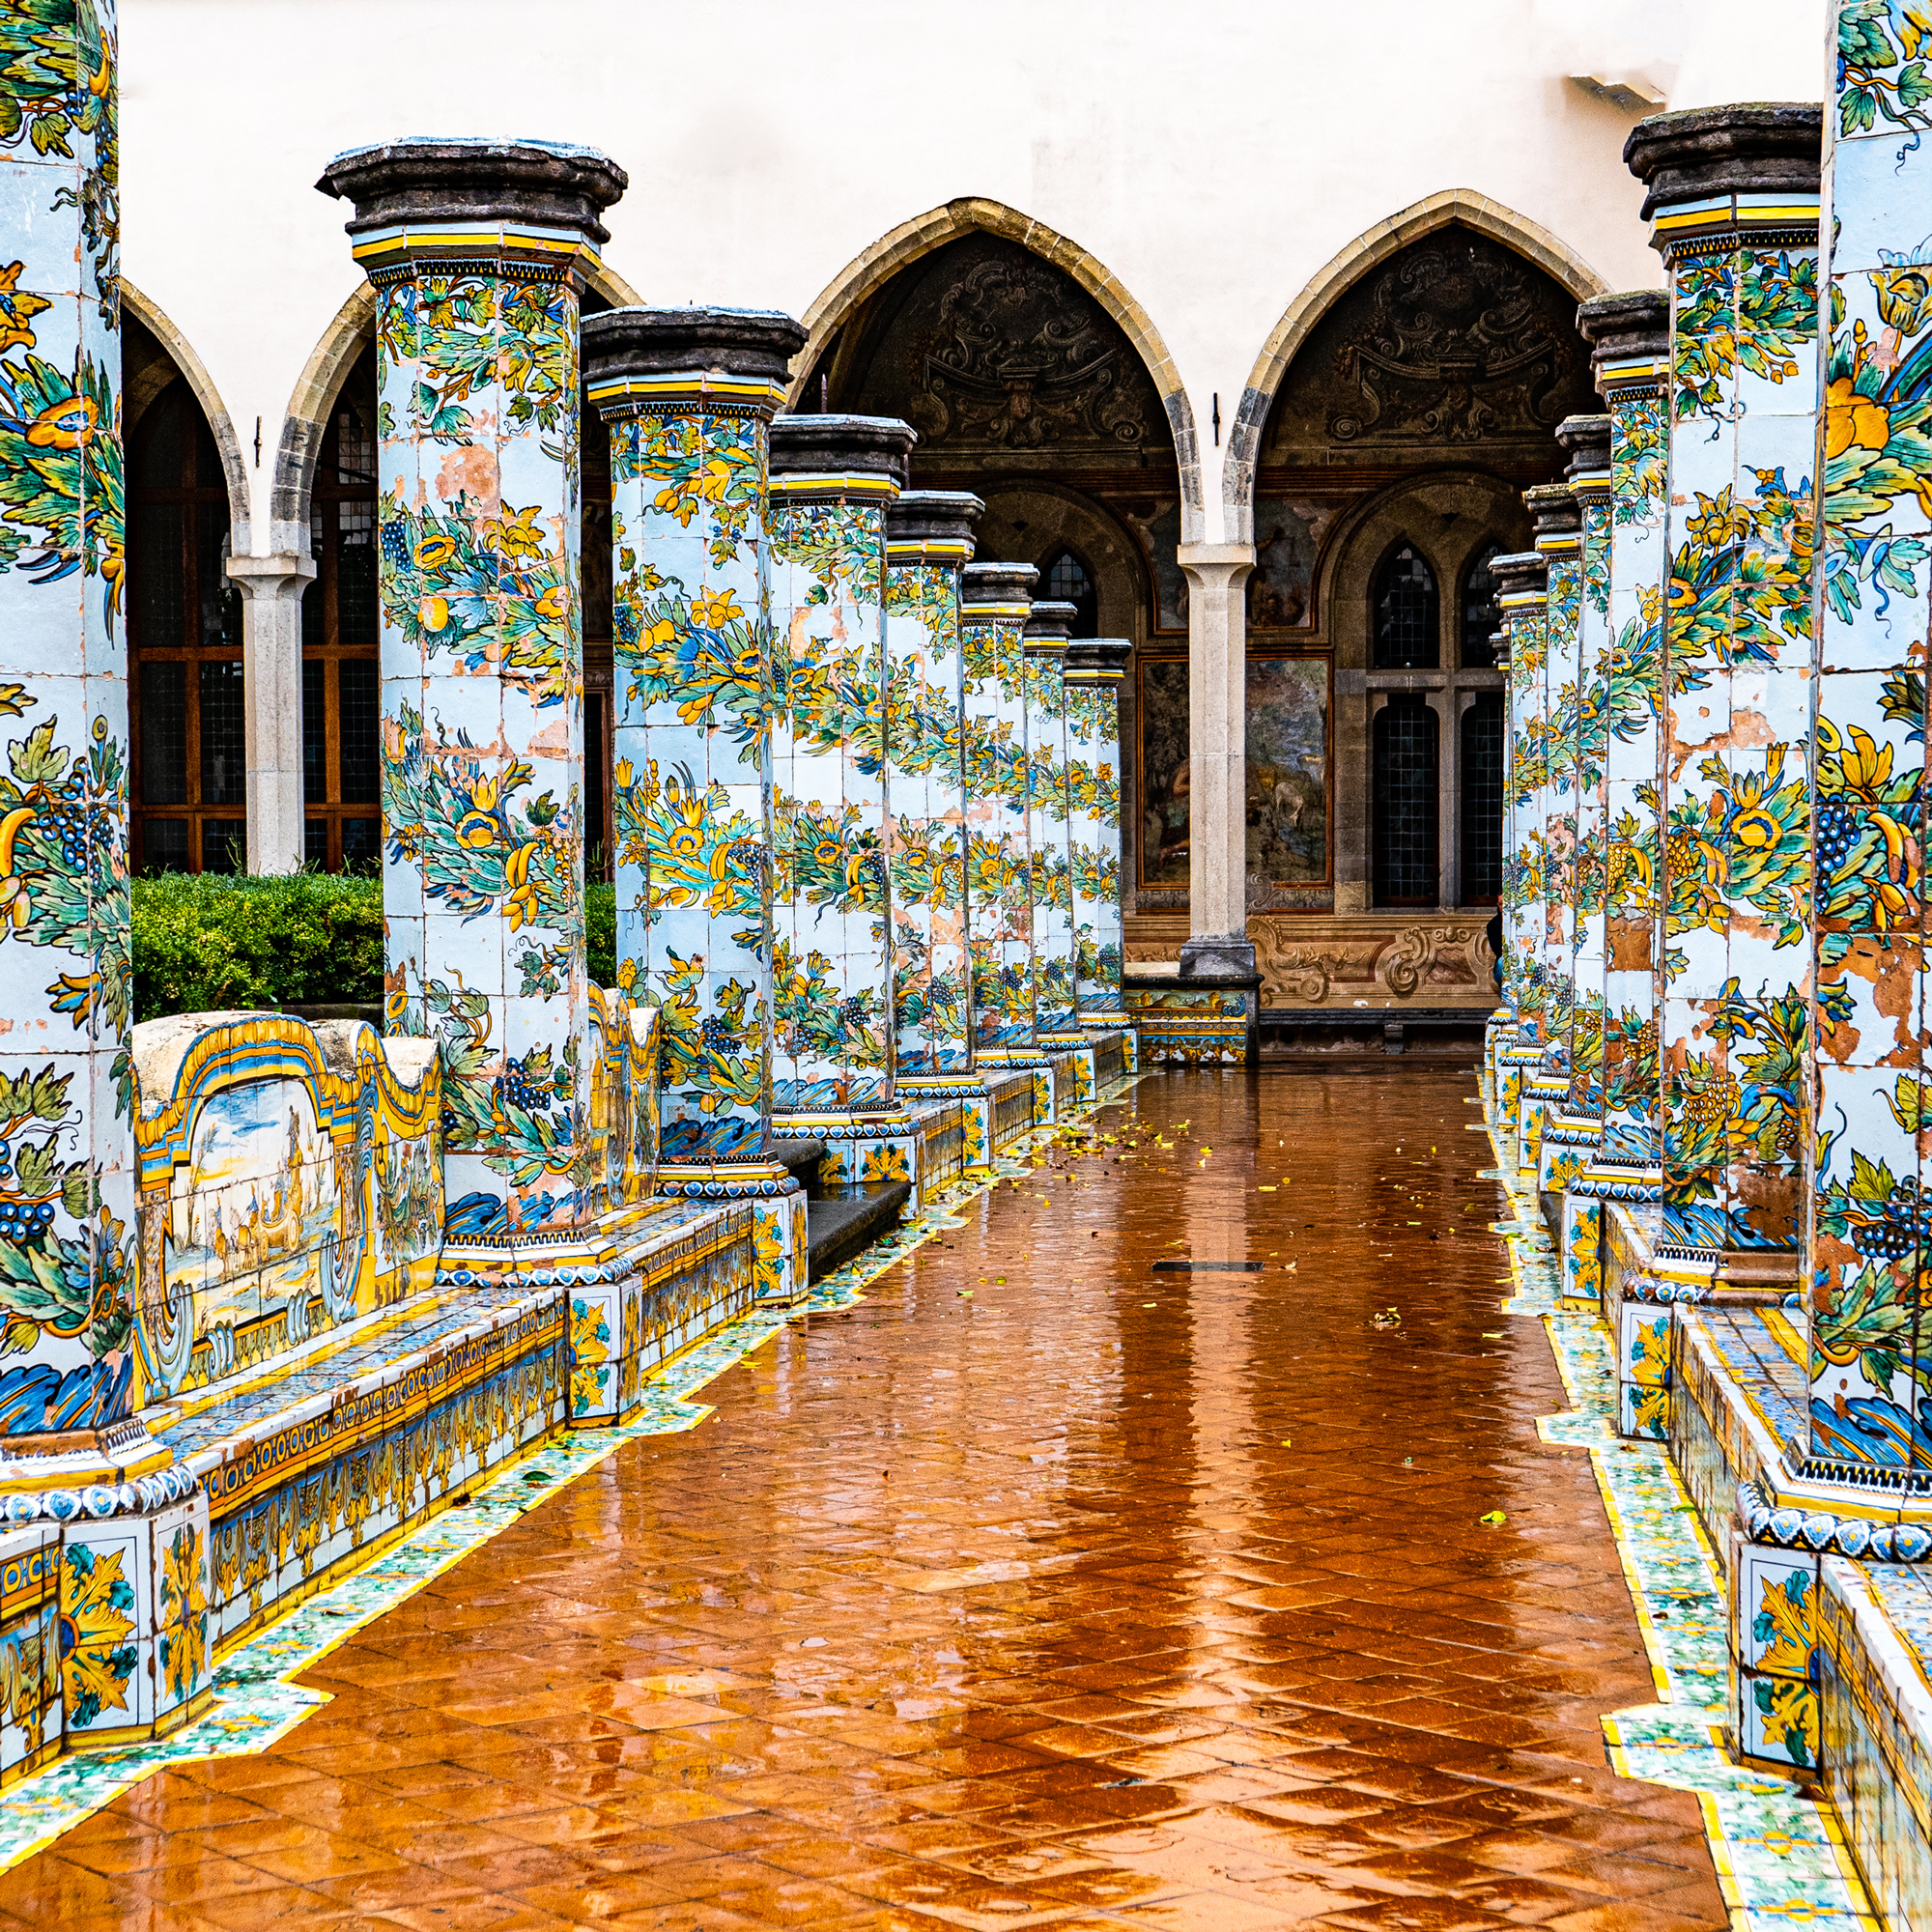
xmin=768 ymin=1137 xmax=830 ymax=1200
xmin=807 ymin=1181 xmax=912 ymax=1282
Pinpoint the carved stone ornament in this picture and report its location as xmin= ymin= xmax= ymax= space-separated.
xmin=905 ymin=250 xmax=1149 ymax=451
xmin=1327 ymin=236 xmax=1570 ymax=444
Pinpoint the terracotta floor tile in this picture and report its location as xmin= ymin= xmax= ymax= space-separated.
xmin=7 ymin=1074 xmax=1726 ymax=1932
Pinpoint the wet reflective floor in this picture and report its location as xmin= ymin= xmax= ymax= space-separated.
xmin=6 ymin=1069 xmax=1727 ymax=1930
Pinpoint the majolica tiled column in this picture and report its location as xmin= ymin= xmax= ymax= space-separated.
xmin=1577 ymin=293 xmax=1671 ymax=1168
xmin=1064 ymin=639 xmax=1133 ymax=1031
xmin=320 ymin=139 xmax=625 ymax=1239
xmin=1559 ymin=304 xmax=1672 ymax=1324
xmin=1526 ymin=483 xmax=1583 ymax=1078
xmin=961 ymin=563 xmax=1038 ymax=1050
xmin=1492 ymin=548 xmax=1551 ymax=1170
xmin=767 ymin=415 xmax=914 ymax=1111
xmin=1555 ymin=416 xmax=1614 ymax=1133
xmin=1807 ymin=28 xmax=1932 ymax=1471
xmin=582 ymin=306 xmax=811 ymax=1302
xmin=0 ymin=1 xmax=211 ymax=1764
xmin=1626 ymin=105 xmax=1821 ymax=1265
xmin=884 ymin=491 xmax=982 ymax=1078
xmin=1022 ymin=599 xmax=1079 ymax=1035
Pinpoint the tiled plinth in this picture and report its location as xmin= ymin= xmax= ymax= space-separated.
xmin=142 ymin=1198 xmax=754 ymax=1659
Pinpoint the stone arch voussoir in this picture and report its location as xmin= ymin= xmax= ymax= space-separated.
xmin=1224 ymin=191 xmax=1610 ymax=543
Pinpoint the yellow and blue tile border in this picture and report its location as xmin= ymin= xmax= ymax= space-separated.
xmin=0 ymin=1090 xmax=1136 ymax=1873
xmin=1477 ymin=1090 xmax=1880 ymax=1930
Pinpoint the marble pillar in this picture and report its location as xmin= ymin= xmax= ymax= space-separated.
xmin=960 ymin=562 xmax=1037 ymax=1050
xmin=582 ymin=305 xmax=810 ymax=1302
xmin=883 ymin=491 xmax=981 ymax=1077
xmin=1177 ymin=544 xmax=1257 ymax=975
xmin=1806 ymin=20 xmax=1932 ymax=1467
xmin=228 ymin=554 xmax=314 ymax=874
xmin=1577 ymin=294 xmax=1671 ymax=1166
xmin=766 ymin=415 xmax=915 ymax=1110
xmin=1627 ymin=105 xmax=1821 ymax=1265
xmin=0 ymin=0 xmax=212 ymax=1761
xmin=319 ymin=138 xmax=625 ymax=1240
xmin=1064 ymin=639 xmax=1132 ymax=1027
xmin=1022 ymin=599 xmax=1079 ymax=1034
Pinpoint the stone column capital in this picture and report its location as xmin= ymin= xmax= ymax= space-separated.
xmin=583 ymin=306 xmax=806 ymax=419
xmin=1023 ymin=600 xmax=1077 ymax=656
xmin=886 ymin=490 xmax=981 ymax=559
xmin=960 ymin=561 xmax=1038 ymax=614
xmin=1624 ymin=102 xmax=1821 ymax=258
xmin=1063 ymin=639 xmax=1132 ymax=686
xmin=1556 ymin=414 xmax=1612 ymax=496
xmin=770 ymin=413 xmax=916 ymax=497
xmin=1492 ymin=550 xmax=1549 ymax=605
xmin=1176 ymin=542 xmax=1256 ymax=589
xmin=225 ymin=551 xmax=317 ymax=597
xmin=1577 ymin=290 xmax=1671 ymax=396
xmin=316 ymin=137 xmax=626 ymax=281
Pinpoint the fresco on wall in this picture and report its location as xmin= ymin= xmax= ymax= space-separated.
xmin=1124 ymin=501 xmax=1188 ymax=634
xmin=1245 ymin=657 xmax=1329 ymax=883
xmin=1247 ymin=500 xmax=1323 ymax=630
xmin=1137 ymin=657 xmax=1190 ymax=886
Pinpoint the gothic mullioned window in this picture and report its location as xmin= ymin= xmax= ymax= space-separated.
xmin=1039 ymin=546 xmax=1099 ymax=638
xmin=1372 ymin=542 xmax=1437 ymax=669
xmin=1460 ymin=689 xmax=1505 ymax=905
xmin=1373 ymin=694 xmax=1438 ymax=905
xmin=128 ymin=384 xmax=244 ymax=872
xmin=1461 ymin=540 xmax=1504 ymax=668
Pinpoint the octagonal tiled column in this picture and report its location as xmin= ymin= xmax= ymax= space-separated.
xmin=582 ymin=306 xmax=810 ymax=1303
xmin=1064 ymin=639 xmax=1133 ymax=1034
xmin=884 ymin=491 xmax=982 ymax=1080
xmin=1627 ymin=105 xmax=1821 ymax=1270
xmin=1492 ymin=547 xmax=1551 ymax=1173
xmin=766 ymin=414 xmax=915 ymax=1112
xmin=1022 ymin=599 xmax=1079 ymax=1035
xmin=960 ymin=563 xmax=1038 ymax=1053
xmin=318 ymin=138 xmax=625 ymax=1241
xmin=1805 ymin=20 xmax=1932 ymax=1474
xmin=0 ymin=1 xmax=211 ymax=1767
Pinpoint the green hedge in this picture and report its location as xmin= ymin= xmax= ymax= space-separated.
xmin=132 ymin=873 xmax=386 ymax=1022
xmin=132 ymin=874 xmax=622 ymax=1023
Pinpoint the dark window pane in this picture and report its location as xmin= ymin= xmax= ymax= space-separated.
xmin=336 ymin=400 xmax=376 ymax=488
xmin=142 ymin=817 xmax=189 ymax=872
xmin=303 ymin=659 xmax=327 ymax=804
xmin=201 ymin=820 xmax=244 ymax=875
xmin=336 ymin=501 xmax=377 ymax=645
xmin=1373 ymin=543 xmax=1437 ymax=669
xmin=585 ymin=691 xmax=608 ymax=881
xmin=342 ymin=818 xmax=380 ymax=870
xmin=195 ymin=417 xmax=227 ymax=490
xmin=1373 ymin=694 xmax=1438 ymax=905
xmin=197 ymin=501 xmax=241 ymax=647
xmin=133 ymin=499 xmax=182 ymax=646
xmin=1460 ymin=691 xmax=1505 ymax=905
xmin=1040 ymin=547 xmax=1098 ymax=638
xmin=1462 ymin=542 xmax=1504 ymax=668
xmin=139 ymin=660 xmax=185 ymax=805
xmin=199 ymin=659 xmax=245 ymax=807
xmin=300 ymin=576 xmax=321 ymax=649
xmin=338 ymin=659 xmax=378 ymax=802
xmin=582 ymin=407 xmax=612 ymax=645
xmin=304 ymin=817 xmax=328 ymax=867
xmin=135 ymin=388 xmax=183 ymax=492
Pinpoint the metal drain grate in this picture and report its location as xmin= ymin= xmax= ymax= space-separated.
xmin=1150 ymin=1260 xmax=1265 ymax=1272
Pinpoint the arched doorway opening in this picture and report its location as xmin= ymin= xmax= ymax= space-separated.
xmin=1227 ymin=216 xmax=1600 ymax=1009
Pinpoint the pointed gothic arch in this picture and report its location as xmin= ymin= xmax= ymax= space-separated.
xmin=1223 ymin=190 xmax=1611 ymax=539
xmin=794 ymin=197 xmax=1205 ymax=540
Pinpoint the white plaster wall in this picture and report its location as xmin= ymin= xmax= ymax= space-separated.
xmin=122 ymin=0 xmax=1828 ymax=552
